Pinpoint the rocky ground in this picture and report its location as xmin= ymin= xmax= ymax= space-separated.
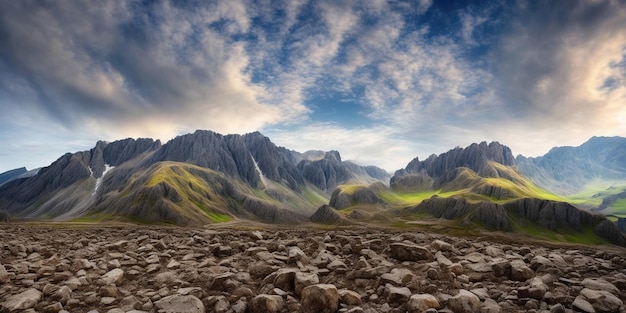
xmin=0 ymin=223 xmax=625 ymax=313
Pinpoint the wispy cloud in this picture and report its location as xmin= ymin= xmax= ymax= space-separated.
xmin=0 ymin=0 xmax=625 ymax=173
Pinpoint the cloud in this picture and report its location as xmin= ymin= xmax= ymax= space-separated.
xmin=0 ymin=0 xmax=306 ymax=143
xmin=495 ymin=0 xmax=626 ymax=133
xmin=1 ymin=0 xmax=625 ymax=174
xmin=265 ymin=123 xmax=417 ymax=172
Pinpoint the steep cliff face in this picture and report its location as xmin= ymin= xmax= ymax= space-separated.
xmin=242 ymin=132 xmax=305 ymax=191
xmin=149 ymin=130 xmax=260 ymax=187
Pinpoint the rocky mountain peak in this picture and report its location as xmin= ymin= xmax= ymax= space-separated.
xmin=397 ymin=141 xmax=515 ymax=178
xmin=325 ymin=150 xmax=342 ymax=163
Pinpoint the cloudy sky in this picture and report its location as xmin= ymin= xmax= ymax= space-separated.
xmin=1 ymin=0 xmax=625 ymax=173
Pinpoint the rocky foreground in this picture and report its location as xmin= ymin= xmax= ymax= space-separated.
xmin=0 ymin=224 xmax=625 ymax=313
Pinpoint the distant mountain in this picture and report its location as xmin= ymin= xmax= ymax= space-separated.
xmin=0 ymin=168 xmax=27 ymax=186
xmin=517 ymin=136 xmax=626 ymax=195
xmin=391 ymin=141 xmax=525 ymax=198
xmin=326 ymin=141 xmax=626 ymax=246
xmin=0 ymin=130 xmax=388 ymax=225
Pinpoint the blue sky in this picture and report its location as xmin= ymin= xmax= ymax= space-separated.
xmin=1 ymin=0 xmax=625 ymax=173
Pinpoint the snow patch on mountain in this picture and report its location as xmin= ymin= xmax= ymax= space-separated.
xmin=251 ymin=155 xmax=268 ymax=188
xmin=93 ymin=164 xmax=114 ymax=195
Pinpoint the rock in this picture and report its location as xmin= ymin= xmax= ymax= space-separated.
xmin=338 ymin=289 xmax=362 ymax=306
xmin=448 ymin=289 xmax=480 ymax=313
xmin=248 ymin=294 xmax=285 ymax=313
xmin=573 ymin=296 xmax=596 ymax=313
xmin=288 ymin=247 xmax=308 ymax=264
xmin=431 ymin=240 xmax=453 ymax=252
xmin=386 ymin=284 xmax=412 ymax=304
xmin=550 ymin=303 xmax=565 ymax=313
xmin=54 ymin=286 xmax=72 ymax=304
xmin=510 ymin=259 xmax=534 ymax=281
xmin=407 ymin=294 xmax=439 ymax=313
xmin=0 ymin=263 xmax=12 ymax=283
xmin=43 ymin=302 xmax=64 ymax=313
xmin=273 ymin=268 xmax=297 ymax=292
xmin=155 ymin=271 xmax=180 ymax=286
xmin=491 ymin=258 xmax=511 ymax=277
xmin=484 ymin=246 xmax=504 ymax=257
xmin=167 ymin=259 xmax=180 ymax=269
xmin=581 ymin=278 xmax=619 ymax=294
xmin=389 ymin=243 xmax=434 ymax=262
xmin=100 ymin=285 xmax=119 ymax=297
xmin=100 ymin=268 xmax=124 ymax=285
xmin=381 ymin=268 xmax=414 ymax=286
xmin=580 ymin=288 xmax=623 ymax=313
xmin=101 ymin=297 xmax=117 ymax=305
xmin=481 ymin=298 xmax=502 ymax=313
xmin=154 ymin=295 xmax=204 ymax=313
xmin=295 ymin=272 xmax=319 ymax=296
xmin=1 ymin=288 xmax=42 ymax=311
xmin=528 ymin=277 xmax=548 ymax=300
xmin=530 ymin=255 xmax=553 ymax=270
xmin=301 ymin=284 xmax=339 ymax=313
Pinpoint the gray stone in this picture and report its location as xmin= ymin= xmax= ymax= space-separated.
xmin=510 ymin=259 xmax=534 ymax=281
xmin=385 ymin=284 xmax=411 ymax=304
xmin=295 ymin=271 xmax=319 ymax=296
xmin=100 ymin=268 xmax=124 ymax=285
xmin=154 ymin=295 xmax=205 ymax=313
xmin=431 ymin=239 xmax=453 ymax=252
xmin=1 ymin=288 xmax=42 ymax=311
xmin=448 ymin=289 xmax=480 ymax=313
xmin=0 ymin=263 xmax=11 ymax=283
xmin=480 ymin=298 xmax=502 ymax=313
xmin=407 ymin=294 xmax=439 ymax=313
xmin=581 ymin=278 xmax=619 ymax=294
xmin=573 ymin=296 xmax=596 ymax=313
xmin=338 ymin=289 xmax=362 ymax=306
xmin=273 ymin=268 xmax=298 ymax=292
xmin=389 ymin=243 xmax=434 ymax=262
xmin=580 ymin=288 xmax=623 ymax=313
xmin=288 ymin=246 xmax=308 ymax=264
xmin=381 ymin=268 xmax=414 ymax=286
xmin=248 ymin=294 xmax=284 ymax=313
xmin=301 ymin=284 xmax=339 ymax=313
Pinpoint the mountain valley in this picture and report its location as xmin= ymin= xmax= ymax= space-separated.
xmin=0 ymin=131 xmax=625 ymax=246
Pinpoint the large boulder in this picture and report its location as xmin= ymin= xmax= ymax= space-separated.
xmin=248 ymin=295 xmax=285 ymax=313
xmin=154 ymin=295 xmax=204 ymax=313
xmin=389 ymin=243 xmax=434 ymax=262
xmin=301 ymin=284 xmax=339 ymax=313
xmin=1 ymin=288 xmax=42 ymax=311
xmin=448 ymin=289 xmax=480 ymax=313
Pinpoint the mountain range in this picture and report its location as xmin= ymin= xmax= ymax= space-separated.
xmin=0 ymin=130 xmax=389 ymax=225
xmin=1 ymin=131 xmax=625 ymax=246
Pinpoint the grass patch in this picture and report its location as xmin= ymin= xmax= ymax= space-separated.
xmin=566 ymin=181 xmax=626 ymax=206
xmin=205 ymin=212 xmax=232 ymax=223
xmin=378 ymin=189 xmax=466 ymax=206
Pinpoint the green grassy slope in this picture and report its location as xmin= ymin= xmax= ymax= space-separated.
xmin=88 ymin=161 xmax=328 ymax=225
xmin=329 ymin=162 xmax=620 ymax=245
